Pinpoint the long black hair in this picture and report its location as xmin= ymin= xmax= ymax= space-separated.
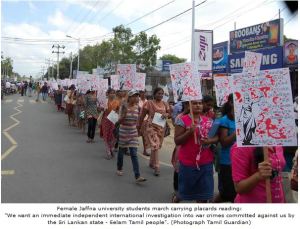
xmin=221 ymin=93 xmax=234 ymax=116
xmin=106 ymin=88 xmax=115 ymax=94
xmin=153 ymin=87 xmax=164 ymax=96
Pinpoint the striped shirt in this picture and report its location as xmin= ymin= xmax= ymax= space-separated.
xmin=119 ymin=105 xmax=139 ymax=148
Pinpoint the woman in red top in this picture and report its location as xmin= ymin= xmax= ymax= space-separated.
xmin=174 ymin=100 xmax=218 ymax=202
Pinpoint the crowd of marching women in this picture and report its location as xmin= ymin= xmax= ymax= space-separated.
xmin=36 ymin=81 xmax=298 ymax=204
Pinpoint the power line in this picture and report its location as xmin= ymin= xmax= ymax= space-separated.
xmin=202 ymin=0 xmax=255 ymax=28
xmin=1 ymin=37 xmax=76 ymax=43
xmin=90 ymin=0 xmax=125 ymax=32
xmin=71 ymin=0 xmax=107 ymax=35
xmin=126 ymin=0 xmax=176 ymax=26
xmin=212 ymin=0 xmax=270 ymax=30
xmin=285 ymin=13 xmax=298 ymax=25
xmin=66 ymin=0 xmax=103 ymax=35
xmin=2 ymin=0 xmax=177 ymax=43
xmin=78 ymin=0 xmax=178 ymax=41
xmin=134 ymin=0 xmax=207 ymax=35
xmin=159 ymin=0 xmax=272 ymax=53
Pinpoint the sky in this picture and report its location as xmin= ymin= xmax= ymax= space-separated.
xmin=1 ymin=0 xmax=298 ymax=78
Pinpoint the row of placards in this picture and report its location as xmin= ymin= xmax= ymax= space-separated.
xmin=45 ymin=59 xmax=297 ymax=147
xmin=46 ymin=64 xmax=146 ymax=93
xmin=168 ymin=53 xmax=297 ymax=148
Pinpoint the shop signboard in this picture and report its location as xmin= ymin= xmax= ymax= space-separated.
xmin=229 ymin=46 xmax=283 ymax=73
xmin=194 ymin=30 xmax=213 ymax=77
xmin=284 ymin=40 xmax=298 ymax=67
xmin=229 ymin=19 xmax=283 ymax=53
xmin=213 ymin=41 xmax=228 ymax=73
xmin=162 ymin=60 xmax=172 ymax=72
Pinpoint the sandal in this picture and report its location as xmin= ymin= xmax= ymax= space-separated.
xmin=171 ymin=192 xmax=180 ymax=203
xmin=116 ymin=170 xmax=123 ymax=176
xmin=154 ymin=169 xmax=160 ymax=176
xmin=149 ymin=164 xmax=155 ymax=169
xmin=86 ymin=139 xmax=91 ymax=143
xmin=136 ymin=176 xmax=147 ymax=183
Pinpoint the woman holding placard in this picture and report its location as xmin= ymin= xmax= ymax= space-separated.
xmin=85 ymin=89 xmax=98 ymax=143
xmin=174 ymin=100 xmax=218 ymax=202
xmin=116 ymin=89 xmax=147 ymax=183
xmin=100 ymin=88 xmax=120 ymax=159
xmin=137 ymin=87 xmax=171 ymax=176
xmin=230 ymin=145 xmax=286 ymax=203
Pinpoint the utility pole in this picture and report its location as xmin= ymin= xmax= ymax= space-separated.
xmin=52 ymin=44 xmax=65 ymax=80
xmin=41 ymin=66 xmax=46 ymax=80
xmin=69 ymin=52 xmax=73 ymax=79
xmin=51 ymin=59 xmax=54 ymax=79
xmin=66 ymin=35 xmax=80 ymax=73
xmin=45 ymin=58 xmax=51 ymax=80
xmin=191 ymin=0 xmax=195 ymax=62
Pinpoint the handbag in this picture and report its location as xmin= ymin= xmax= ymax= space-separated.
xmin=163 ymin=101 xmax=171 ymax=138
xmin=164 ymin=122 xmax=171 ymax=137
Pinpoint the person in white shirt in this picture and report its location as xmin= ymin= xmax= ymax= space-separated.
xmin=5 ymin=81 xmax=11 ymax=94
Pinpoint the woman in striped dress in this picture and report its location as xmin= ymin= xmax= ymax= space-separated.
xmin=116 ymin=90 xmax=146 ymax=183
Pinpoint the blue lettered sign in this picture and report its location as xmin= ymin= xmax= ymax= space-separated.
xmin=229 ymin=46 xmax=283 ymax=73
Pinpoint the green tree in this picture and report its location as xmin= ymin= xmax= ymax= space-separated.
xmin=111 ymin=25 xmax=136 ymax=64
xmin=1 ymin=56 xmax=13 ymax=78
xmin=80 ymin=45 xmax=98 ymax=73
xmin=159 ymin=54 xmax=186 ymax=64
xmin=134 ymin=32 xmax=161 ymax=71
xmin=59 ymin=58 xmax=72 ymax=79
xmin=55 ymin=25 xmax=161 ymax=75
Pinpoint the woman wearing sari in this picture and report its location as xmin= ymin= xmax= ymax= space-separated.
xmin=137 ymin=87 xmax=171 ymax=176
xmin=100 ymin=88 xmax=120 ymax=159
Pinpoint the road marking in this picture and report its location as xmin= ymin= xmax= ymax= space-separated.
xmin=1 ymin=145 xmax=18 ymax=161
xmin=1 ymin=101 xmax=22 ymax=164
xmin=17 ymin=99 xmax=24 ymax=103
xmin=29 ymin=99 xmax=36 ymax=103
xmin=1 ymin=170 xmax=15 ymax=176
xmin=40 ymin=100 xmax=46 ymax=104
xmin=2 ymin=132 xmax=17 ymax=145
xmin=4 ymin=99 xmax=13 ymax=103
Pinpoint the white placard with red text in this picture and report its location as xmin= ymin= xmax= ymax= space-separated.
xmin=169 ymin=62 xmax=202 ymax=102
xmin=97 ymin=79 xmax=108 ymax=109
xmin=110 ymin=75 xmax=120 ymax=90
xmin=232 ymin=68 xmax=297 ymax=147
xmin=134 ymin=73 xmax=146 ymax=91
xmin=243 ymin=51 xmax=263 ymax=76
xmin=116 ymin=64 xmax=136 ymax=90
xmin=214 ymin=75 xmax=232 ymax=107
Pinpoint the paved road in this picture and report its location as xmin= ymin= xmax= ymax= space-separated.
xmin=1 ymin=94 xmax=179 ymax=203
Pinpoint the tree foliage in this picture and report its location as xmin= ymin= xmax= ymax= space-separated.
xmin=1 ymin=56 xmax=13 ymax=77
xmin=51 ymin=25 xmax=161 ymax=75
xmin=159 ymin=54 xmax=186 ymax=64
